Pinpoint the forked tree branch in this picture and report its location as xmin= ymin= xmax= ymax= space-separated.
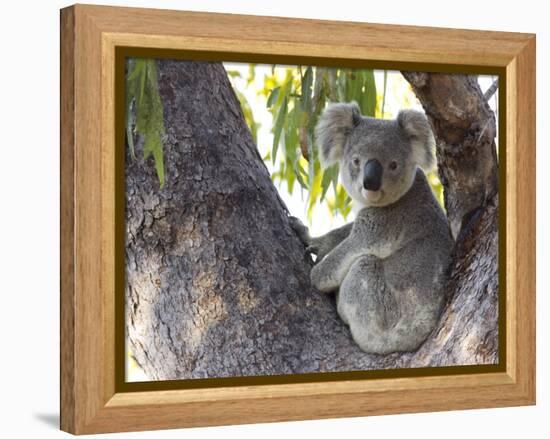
xmin=402 ymin=72 xmax=499 ymax=239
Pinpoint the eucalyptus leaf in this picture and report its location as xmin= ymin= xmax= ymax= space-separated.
xmin=125 ymin=58 xmax=166 ymax=188
xmin=293 ymin=160 xmax=309 ymax=190
xmin=285 ymin=107 xmax=298 ymax=163
xmin=272 ymin=95 xmax=287 ymax=164
xmin=363 ymin=70 xmax=377 ymax=117
xmin=300 ymin=67 xmax=313 ymax=111
xmin=266 ymin=86 xmax=280 ymax=108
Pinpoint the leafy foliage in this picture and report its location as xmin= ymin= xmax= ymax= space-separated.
xmin=125 ymin=60 xmax=445 ymax=217
xmin=263 ymin=67 xmax=380 ymax=220
xmin=126 ymin=59 xmax=166 ymax=188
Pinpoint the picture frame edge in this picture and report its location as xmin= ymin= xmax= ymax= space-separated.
xmin=60 ymin=4 xmax=536 ymax=434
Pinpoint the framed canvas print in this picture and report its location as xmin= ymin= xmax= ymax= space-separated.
xmin=60 ymin=4 xmax=536 ymax=435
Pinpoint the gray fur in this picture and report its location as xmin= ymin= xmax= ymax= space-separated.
xmin=291 ymin=104 xmax=453 ymax=354
xmin=289 ymin=218 xmax=352 ymax=261
xmin=315 ymin=102 xmax=361 ymax=167
xmin=397 ymin=109 xmax=436 ymax=171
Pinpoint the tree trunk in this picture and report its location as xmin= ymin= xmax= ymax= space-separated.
xmin=401 ymin=72 xmax=499 ymax=366
xmin=126 ymin=61 xmax=499 ymax=381
xmin=402 ymin=73 xmax=499 ymax=240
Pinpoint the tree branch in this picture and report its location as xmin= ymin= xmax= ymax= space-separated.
xmin=401 ymin=72 xmax=499 ymax=238
xmin=484 ymin=79 xmax=499 ymax=101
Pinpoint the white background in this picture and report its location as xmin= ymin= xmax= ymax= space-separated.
xmin=0 ymin=0 xmax=546 ymax=437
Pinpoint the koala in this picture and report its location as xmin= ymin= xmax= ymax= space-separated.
xmin=291 ymin=102 xmax=454 ymax=355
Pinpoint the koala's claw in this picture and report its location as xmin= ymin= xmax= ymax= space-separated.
xmin=288 ymin=215 xmax=305 ymax=229
xmin=289 ymin=216 xmax=311 ymax=246
xmin=306 ymin=245 xmax=319 ymax=255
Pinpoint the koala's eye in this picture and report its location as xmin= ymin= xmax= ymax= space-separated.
xmin=389 ymin=161 xmax=398 ymax=171
xmin=352 ymin=157 xmax=361 ymax=168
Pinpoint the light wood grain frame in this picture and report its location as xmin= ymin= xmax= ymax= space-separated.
xmin=60 ymin=4 xmax=536 ymax=434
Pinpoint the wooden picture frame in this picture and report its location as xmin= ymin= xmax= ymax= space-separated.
xmin=60 ymin=4 xmax=536 ymax=434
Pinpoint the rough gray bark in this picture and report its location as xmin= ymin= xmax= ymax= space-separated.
xmin=401 ymin=72 xmax=499 ymax=366
xmin=126 ymin=62 xmax=499 ymax=381
xmin=402 ymin=73 xmax=498 ymax=239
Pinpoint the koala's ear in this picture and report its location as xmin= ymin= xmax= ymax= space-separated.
xmin=397 ymin=109 xmax=436 ymax=171
xmin=315 ymin=102 xmax=362 ymax=168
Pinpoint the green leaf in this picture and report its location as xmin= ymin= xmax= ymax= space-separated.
xmin=127 ymin=58 xmax=142 ymax=81
xmin=152 ymin=141 xmax=165 ymax=187
xmin=335 ymin=185 xmax=348 ymax=217
xmin=307 ymin=170 xmax=323 ymax=220
xmin=285 ymin=158 xmax=296 ymax=194
xmin=125 ymin=58 xmax=166 ymax=188
xmin=362 ymin=70 xmax=377 ymax=117
xmin=307 ymin=131 xmax=314 ymax=189
xmin=300 ymin=67 xmax=313 ymax=111
xmin=247 ymin=64 xmax=256 ymax=85
xmin=336 ymin=70 xmax=346 ymax=102
xmin=272 ymin=95 xmax=287 ymax=163
xmin=294 ymin=162 xmax=308 ymax=190
xmin=285 ymin=107 xmax=299 ymax=163
xmin=320 ymin=164 xmax=338 ymax=202
xmin=125 ymin=72 xmax=136 ymax=159
xmin=311 ymin=69 xmax=326 ymax=114
xmin=125 ymin=59 xmax=139 ymax=159
xmin=331 ymin=164 xmax=339 ymax=197
xmin=320 ymin=170 xmax=331 ymax=202
xmin=266 ymin=86 xmax=280 ymax=108
xmin=126 ymin=107 xmax=136 ymax=159
xmin=138 ymin=60 xmax=147 ymax=107
xmin=347 ymin=71 xmax=362 ymax=104
xmin=143 ymin=134 xmax=165 ymax=186
xmin=326 ymin=69 xmax=338 ymax=101
xmin=381 ymin=70 xmax=388 ymax=117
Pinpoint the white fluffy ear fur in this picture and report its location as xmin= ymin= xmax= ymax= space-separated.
xmin=315 ymin=102 xmax=361 ymax=168
xmin=397 ymin=109 xmax=436 ymax=171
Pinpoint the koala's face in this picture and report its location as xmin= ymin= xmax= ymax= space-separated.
xmin=340 ymin=120 xmax=418 ymax=207
xmin=315 ymin=102 xmax=435 ymax=208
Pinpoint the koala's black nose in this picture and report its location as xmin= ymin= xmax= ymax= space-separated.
xmin=363 ymin=159 xmax=383 ymax=191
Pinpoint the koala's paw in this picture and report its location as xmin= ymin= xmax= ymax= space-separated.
xmin=308 ymin=241 xmax=328 ymax=261
xmin=289 ymin=216 xmax=311 ymax=246
xmin=310 ymin=264 xmax=333 ymax=292
xmin=306 ymin=243 xmax=319 ymax=256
